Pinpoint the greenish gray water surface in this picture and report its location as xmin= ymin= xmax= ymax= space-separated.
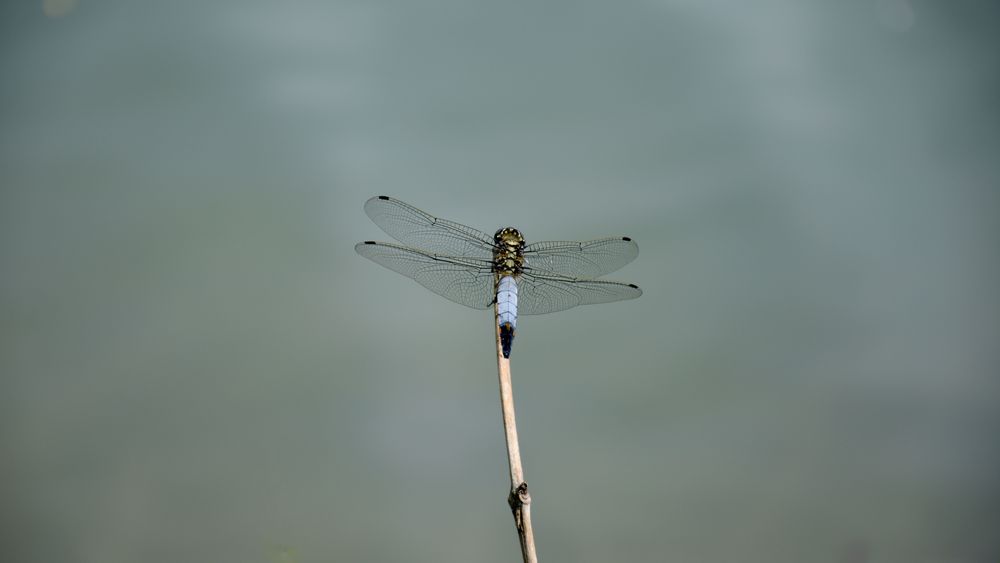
xmin=2 ymin=1 xmax=998 ymax=562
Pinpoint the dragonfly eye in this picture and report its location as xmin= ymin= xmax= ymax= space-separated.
xmin=494 ymin=227 xmax=524 ymax=248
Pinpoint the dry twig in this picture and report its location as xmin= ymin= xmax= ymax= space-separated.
xmin=494 ymin=303 xmax=538 ymax=563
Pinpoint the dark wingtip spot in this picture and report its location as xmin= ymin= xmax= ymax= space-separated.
xmin=622 ymin=236 xmax=632 ymax=242
xmin=628 ymin=283 xmax=639 ymax=289
xmin=377 ymin=195 xmax=390 ymax=200
xmin=363 ymin=240 xmax=377 ymax=245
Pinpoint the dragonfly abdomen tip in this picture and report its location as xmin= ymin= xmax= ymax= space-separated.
xmin=499 ymin=322 xmax=515 ymax=358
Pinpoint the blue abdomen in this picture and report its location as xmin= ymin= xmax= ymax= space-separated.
xmin=497 ymin=275 xmax=518 ymax=357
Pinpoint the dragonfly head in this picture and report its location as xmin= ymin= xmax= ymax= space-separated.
xmin=494 ymin=227 xmax=525 ymax=251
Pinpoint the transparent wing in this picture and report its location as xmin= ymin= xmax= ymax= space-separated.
xmin=517 ymin=272 xmax=642 ymax=315
xmin=355 ymin=241 xmax=496 ymax=309
xmin=522 ymin=237 xmax=638 ymax=278
xmin=363 ymin=196 xmax=496 ymax=259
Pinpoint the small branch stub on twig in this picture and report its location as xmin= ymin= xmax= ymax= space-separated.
xmin=508 ymin=482 xmax=530 ymax=512
xmin=508 ymin=481 xmax=534 ymax=560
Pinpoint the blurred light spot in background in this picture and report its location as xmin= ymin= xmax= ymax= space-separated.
xmin=875 ymin=0 xmax=916 ymax=32
xmin=269 ymin=545 xmax=298 ymax=563
xmin=43 ymin=0 xmax=77 ymax=18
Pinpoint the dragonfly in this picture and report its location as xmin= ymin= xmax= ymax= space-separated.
xmin=355 ymin=196 xmax=642 ymax=357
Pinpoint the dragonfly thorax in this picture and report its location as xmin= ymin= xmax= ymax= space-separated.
xmin=493 ymin=227 xmax=525 ymax=277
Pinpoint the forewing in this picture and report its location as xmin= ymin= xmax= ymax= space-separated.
xmin=355 ymin=241 xmax=495 ymax=309
xmin=517 ymin=272 xmax=642 ymax=315
xmin=364 ymin=196 xmax=495 ymax=259
xmin=522 ymin=237 xmax=638 ymax=278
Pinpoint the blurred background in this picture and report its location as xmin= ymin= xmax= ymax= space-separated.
xmin=2 ymin=1 xmax=998 ymax=562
